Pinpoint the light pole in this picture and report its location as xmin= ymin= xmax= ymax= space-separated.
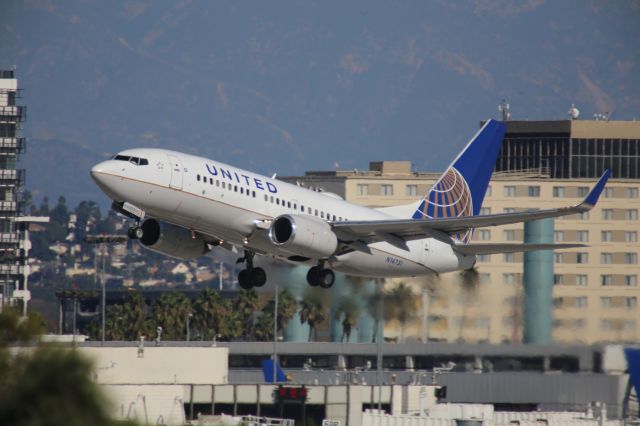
xmin=84 ymin=235 xmax=127 ymax=344
xmin=376 ymin=280 xmax=383 ymax=412
xmin=186 ymin=312 xmax=193 ymax=342
xmin=273 ymin=281 xmax=278 ymax=383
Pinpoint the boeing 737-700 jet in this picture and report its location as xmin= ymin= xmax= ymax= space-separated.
xmin=90 ymin=119 xmax=611 ymax=290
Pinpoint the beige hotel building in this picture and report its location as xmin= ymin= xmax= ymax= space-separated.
xmin=282 ymin=119 xmax=640 ymax=345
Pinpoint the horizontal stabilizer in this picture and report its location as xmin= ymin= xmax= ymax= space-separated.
xmin=454 ymin=243 xmax=585 ymax=255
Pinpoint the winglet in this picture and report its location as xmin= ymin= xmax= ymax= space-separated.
xmin=582 ymin=169 xmax=612 ymax=207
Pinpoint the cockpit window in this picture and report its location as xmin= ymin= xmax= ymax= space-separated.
xmin=113 ymin=155 xmax=148 ymax=166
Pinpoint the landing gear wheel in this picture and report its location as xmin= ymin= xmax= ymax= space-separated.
xmin=250 ymin=267 xmax=267 ymax=288
xmin=318 ymin=269 xmax=335 ymax=289
xmin=128 ymin=226 xmax=143 ymax=240
xmin=238 ymin=269 xmax=252 ymax=290
xmin=306 ymin=266 xmax=321 ymax=287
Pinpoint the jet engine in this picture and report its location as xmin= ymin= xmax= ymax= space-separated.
xmin=269 ymin=214 xmax=338 ymax=259
xmin=139 ymin=218 xmax=210 ymax=260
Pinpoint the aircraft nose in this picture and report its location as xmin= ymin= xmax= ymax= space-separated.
xmin=90 ymin=161 xmax=111 ymax=186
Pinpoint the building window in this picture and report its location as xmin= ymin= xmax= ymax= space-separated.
xmin=625 ymin=231 xmax=638 ymax=242
xmin=485 ymin=186 xmax=492 ymax=197
xmin=576 ymin=297 xmax=588 ymax=308
xmin=553 ymin=186 xmax=565 ymax=197
xmin=576 ymin=231 xmax=589 ymax=242
xmin=504 ymin=208 xmax=516 ymax=213
xmin=504 ymin=186 xmax=516 ymax=197
xmin=624 ymin=252 xmax=638 ymax=264
xmin=553 ymin=274 xmax=564 ymax=285
xmin=602 ymin=209 xmax=613 ymax=220
xmin=600 ymin=297 xmax=612 ymax=308
xmin=576 ymin=275 xmax=588 ymax=286
xmin=627 ymin=187 xmax=638 ymax=198
xmin=477 ymin=254 xmax=491 ymax=263
xmin=555 ymin=253 xmax=564 ymax=263
xmin=601 ymin=253 xmax=612 ymax=264
xmin=528 ymin=186 xmax=540 ymax=197
xmin=356 ymin=184 xmax=369 ymax=196
xmin=576 ymin=252 xmax=588 ymax=264
xmin=479 ymin=273 xmax=491 ymax=284
xmin=626 ymin=209 xmax=638 ymax=220
xmin=504 ymin=230 xmax=516 ymax=241
xmin=381 ymin=184 xmax=394 ymax=196
xmin=623 ymin=320 xmax=636 ymax=331
xmin=626 ymin=297 xmax=637 ymax=309
xmin=503 ymin=273 xmax=519 ymax=285
xmin=554 ymin=231 xmax=564 ymax=242
xmin=601 ymin=275 xmax=612 ymax=286
xmin=553 ymin=297 xmax=563 ymax=308
xmin=477 ymin=230 xmax=491 ymax=241
xmin=576 ymin=211 xmax=590 ymax=220
xmin=405 ymin=184 xmax=418 ymax=197
xmin=575 ymin=319 xmax=586 ymax=329
xmin=600 ymin=319 xmax=613 ymax=331
xmin=604 ymin=187 xmax=614 ymax=198
xmin=625 ymin=275 xmax=638 ymax=286
xmin=503 ymin=253 xmax=515 ymax=263
xmin=601 ymin=231 xmax=613 ymax=242
xmin=577 ymin=187 xmax=589 ymax=197
xmin=480 ymin=207 xmax=491 ymax=215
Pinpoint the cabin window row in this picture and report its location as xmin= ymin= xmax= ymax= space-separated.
xmin=195 ymin=174 xmax=348 ymax=221
xmin=196 ymin=174 xmax=256 ymax=198
xmin=261 ymin=194 xmax=347 ymax=221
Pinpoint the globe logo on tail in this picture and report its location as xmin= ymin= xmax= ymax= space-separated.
xmin=417 ymin=167 xmax=474 ymax=243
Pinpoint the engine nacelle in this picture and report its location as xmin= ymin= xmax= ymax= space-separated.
xmin=269 ymin=214 xmax=338 ymax=259
xmin=139 ymin=218 xmax=209 ymax=260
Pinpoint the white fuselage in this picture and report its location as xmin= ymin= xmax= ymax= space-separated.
xmin=91 ymin=148 xmax=475 ymax=278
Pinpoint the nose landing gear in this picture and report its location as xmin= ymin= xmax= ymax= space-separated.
xmin=236 ymin=250 xmax=267 ymax=290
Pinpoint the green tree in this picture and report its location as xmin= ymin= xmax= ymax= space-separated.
xmin=458 ymin=267 xmax=481 ymax=341
xmin=231 ymin=289 xmax=260 ymax=339
xmin=386 ymin=282 xmax=417 ymax=342
xmin=299 ymin=287 xmax=329 ymax=341
xmin=254 ymin=289 xmax=297 ymax=341
xmin=192 ymin=288 xmax=231 ymax=340
xmin=122 ymin=292 xmax=152 ymax=340
xmin=334 ymin=296 xmax=359 ymax=342
xmin=153 ymin=291 xmax=192 ymax=340
xmin=0 ymin=308 xmax=138 ymax=426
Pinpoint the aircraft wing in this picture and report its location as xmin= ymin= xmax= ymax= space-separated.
xmin=453 ymin=243 xmax=585 ymax=255
xmin=331 ymin=170 xmax=611 ymax=248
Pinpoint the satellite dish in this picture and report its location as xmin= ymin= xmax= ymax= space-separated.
xmin=568 ymin=104 xmax=580 ymax=120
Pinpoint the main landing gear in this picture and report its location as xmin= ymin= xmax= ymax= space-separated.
xmin=306 ymin=263 xmax=335 ymax=289
xmin=236 ymin=250 xmax=267 ymax=290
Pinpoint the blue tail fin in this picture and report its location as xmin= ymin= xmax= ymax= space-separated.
xmin=412 ymin=119 xmax=505 ymax=241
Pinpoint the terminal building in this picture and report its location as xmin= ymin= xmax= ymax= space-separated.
xmin=281 ymin=119 xmax=640 ymax=345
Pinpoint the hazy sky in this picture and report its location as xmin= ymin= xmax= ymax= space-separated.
xmin=1 ymin=0 xmax=639 ymax=206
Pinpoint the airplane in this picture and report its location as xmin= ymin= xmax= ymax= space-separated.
xmin=90 ymin=119 xmax=611 ymax=290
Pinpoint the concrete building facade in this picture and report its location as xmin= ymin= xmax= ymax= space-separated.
xmin=280 ymin=120 xmax=640 ymax=345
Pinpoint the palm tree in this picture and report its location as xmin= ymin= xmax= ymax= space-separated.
xmin=232 ymin=289 xmax=260 ymax=339
xmin=122 ymin=291 xmax=152 ymax=340
xmin=104 ymin=303 xmax=128 ymax=340
xmin=334 ymin=296 xmax=359 ymax=342
xmin=458 ymin=267 xmax=481 ymax=341
xmin=254 ymin=289 xmax=297 ymax=341
xmin=192 ymin=288 xmax=231 ymax=340
xmin=153 ymin=291 xmax=192 ymax=340
xmin=386 ymin=282 xmax=417 ymax=342
xmin=299 ymin=287 xmax=329 ymax=341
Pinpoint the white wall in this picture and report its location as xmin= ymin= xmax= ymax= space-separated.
xmin=80 ymin=346 xmax=228 ymax=385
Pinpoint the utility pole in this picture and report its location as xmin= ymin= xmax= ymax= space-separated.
xmin=273 ymin=281 xmax=278 ymax=383
xmin=84 ymin=235 xmax=127 ymax=344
